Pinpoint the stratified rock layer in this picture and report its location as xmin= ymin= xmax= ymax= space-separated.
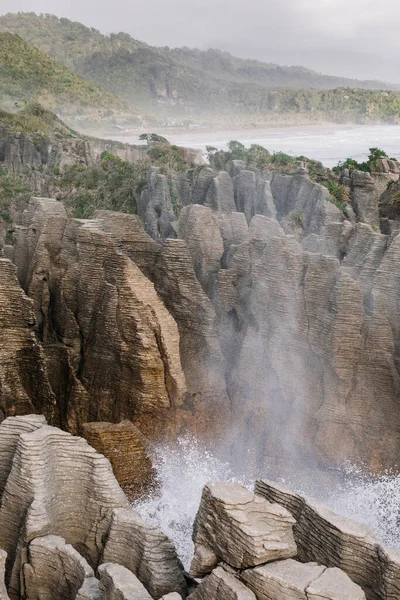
xmin=102 ymin=508 xmax=187 ymax=599
xmin=190 ymin=483 xmax=297 ymax=576
xmin=82 ymin=421 xmax=155 ymax=497
xmin=256 ymin=479 xmax=400 ymax=600
xmin=189 ymin=566 xmax=256 ymax=600
xmin=0 ymin=415 xmax=186 ymax=600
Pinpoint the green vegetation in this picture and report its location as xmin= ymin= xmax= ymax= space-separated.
xmin=58 ymin=143 xmax=192 ymax=218
xmin=2 ymin=13 xmax=400 ymax=123
xmin=0 ymin=102 xmax=75 ymax=135
xmin=208 ymin=141 xmax=314 ymax=175
xmin=333 ymin=147 xmax=389 ymax=174
xmin=0 ymin=32 xmax=131 ymax=112
xmin=207 ymin=140 xmax=350 ymax=214
xmin=59 ymin=154 xmax=147 ymax=218
xmin=288 ymin=210 xmax=305 ymax=229
xmin=0 ymin=167 xmax=30 ymax=223
xmin=320 ymin=180 xmax=350 ymax=213
xmin=139 ymin=133 xmax=169 ymax=143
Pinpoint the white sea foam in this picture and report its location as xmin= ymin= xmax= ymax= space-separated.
xmin=134 ymin=439 xmax=400 ymax=568
xmin=325 ymin=471 xmax=400 ymax=549
xmin=133 ymin=437 xmax=249 ymax=569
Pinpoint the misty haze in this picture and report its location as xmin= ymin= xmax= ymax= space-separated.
xmin=0 ymin=2 xmax=400 ymax=599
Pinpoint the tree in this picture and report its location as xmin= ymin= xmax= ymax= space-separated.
xmin=139 ymin=133 xmax=169 ymax=144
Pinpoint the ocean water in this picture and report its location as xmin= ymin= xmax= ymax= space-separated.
xmin=109 ymin=123 xmax=400 ymax=167
xmin=134 ymin=438 xmax=400 ymax=569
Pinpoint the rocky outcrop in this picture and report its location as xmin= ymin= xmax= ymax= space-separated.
xmin=24 ymin=535 xmax=96 ymax=600
xmin=102 ymin=508 xmax=187 ymax=598
xmin=255 ymin=479 xmax=400 ymax=600
xmin=0 ymin=259 xmax=55 ymax=421
xmin=4 ymin=147 xmax=400 ymax=473
xmin=189 ymin=482 xmax=368 ymax=600
xmin=190 ymin=483 xmax=297 ymax=577
xmin=0 ymin=415 xmax=186 ymax=600
xmin=98 ymin=564 xmax=152 ymax=600
xmin=12 ymin=198 xmax=187 ymax=439
xmin=81 ymin=421 xmax=155 ymax=497
xmin=189 ymin=566 xmax=256 ymax=600
xmin=242 ymin=560 xmax=366 ymax=600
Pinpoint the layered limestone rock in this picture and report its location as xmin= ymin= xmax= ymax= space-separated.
xmin=189 ymin=566 xmax=256 ymax=600
xmin=190 ymin=483 xmax=297 ymax=577
xmin=255 ymin=479 xmax=400 ymax=600
xmin=0 ymin=551 xmax=9 ymax=600
xmin=24 ymin=535 xmax=96 ymax=600
xmin=0 ymin=259 xmax=55 ymax=421
xmin=12 ymin=198 xmax=187 ymax=439
xmin=347 ymin=161 xmax=399 ymax=229
xmin=82 ymin=421 xmax=155 ymax=497
xmin=98 ymin=564 xmax=152 ymax=600
xmin=6 ymin=154 xmax=400 ymax=472
xmin=102 ymin=508 xmax=187 ymax=599
xmin=0 ymin=415 xmax=186 ymax=600
xmin=242 ymin=560 xmax=366 ymax=600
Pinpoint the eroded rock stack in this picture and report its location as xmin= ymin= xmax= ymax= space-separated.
xmin=0 ymin=415 xmax=187 ymax=600
xmin=255 ymin=479 xmax=400 ymax=600
xmin=187 ymin=481 xmax=368 ymax=600
xmin=2 ymin=149 xmax=400 ymax=475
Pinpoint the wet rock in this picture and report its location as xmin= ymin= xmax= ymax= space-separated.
xmin=190 ymin=482 xmax=297 ymax=576
xmin=242 ymin=560 xmax=365 ymax=600
xmin=255 ymin=479 xmax=400 ymax=600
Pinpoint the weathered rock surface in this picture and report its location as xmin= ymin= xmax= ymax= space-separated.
xmin=0 ymin=551 xmax=9 ymax=600
xmin=0 ymin=259 xmax=55 ymax=421
xmin=24 ymin=535 xmax=96 ymax=600
xmin=242 ymin=559 xmax=366 ymax=600
xmin=12 ymin=198 xmax=187 ymax=439
xmin=82 ymin=421 xmax=155 ymax=497
xmin=255 ymin=479 xmax=400 ymax=600
xmin=98 ymin=563 xmax=152 ymax=600
xmin=188 ymin=566 xmax=256 ymax=600
xmin=4 ymin=146 xmax=400 ymax=473
xmin=102 ymin=508 xmax=187 ymax=599
xmin=0 ymin=415 xmax=186 ymax=600
xmin=190 ymin=483 xmax=297 ymax=576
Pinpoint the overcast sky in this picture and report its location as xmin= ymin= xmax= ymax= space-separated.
xmin=0 ymin=0 xmax=398 ymax=82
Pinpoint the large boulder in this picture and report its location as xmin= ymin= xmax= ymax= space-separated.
xmin=81 ymin=421 xmax=155 ymax=498
xmin=190 ymin=482 xmax=297 ymax=576
xmin=242 ymin=560 xmax=365 ymax=600
xmin=188 ymin=566 xmax=256 ymax=600
xmin=255 ymin=479 xmax=400 ymax=600
xmin=98 ymin=563 xmax=152 ymax=600
xmin=102 ymin=508 xmax=187 ymax=599
xmin=23 ymin=535 xmax=96 ymax=600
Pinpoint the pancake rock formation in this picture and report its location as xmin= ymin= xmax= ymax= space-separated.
xmin=188 ymin=481 xmax=369 ymax=600
xmin=0 ymin=415 xmax=187 ymax=600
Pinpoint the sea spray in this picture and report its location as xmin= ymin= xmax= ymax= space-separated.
xmin=133 ymin=436 xmax=250 ymax=569
xmin=134 ymin=438 xmax=400 ymax=568
xmin=325 ymin=470 xmax=400 ymax=549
